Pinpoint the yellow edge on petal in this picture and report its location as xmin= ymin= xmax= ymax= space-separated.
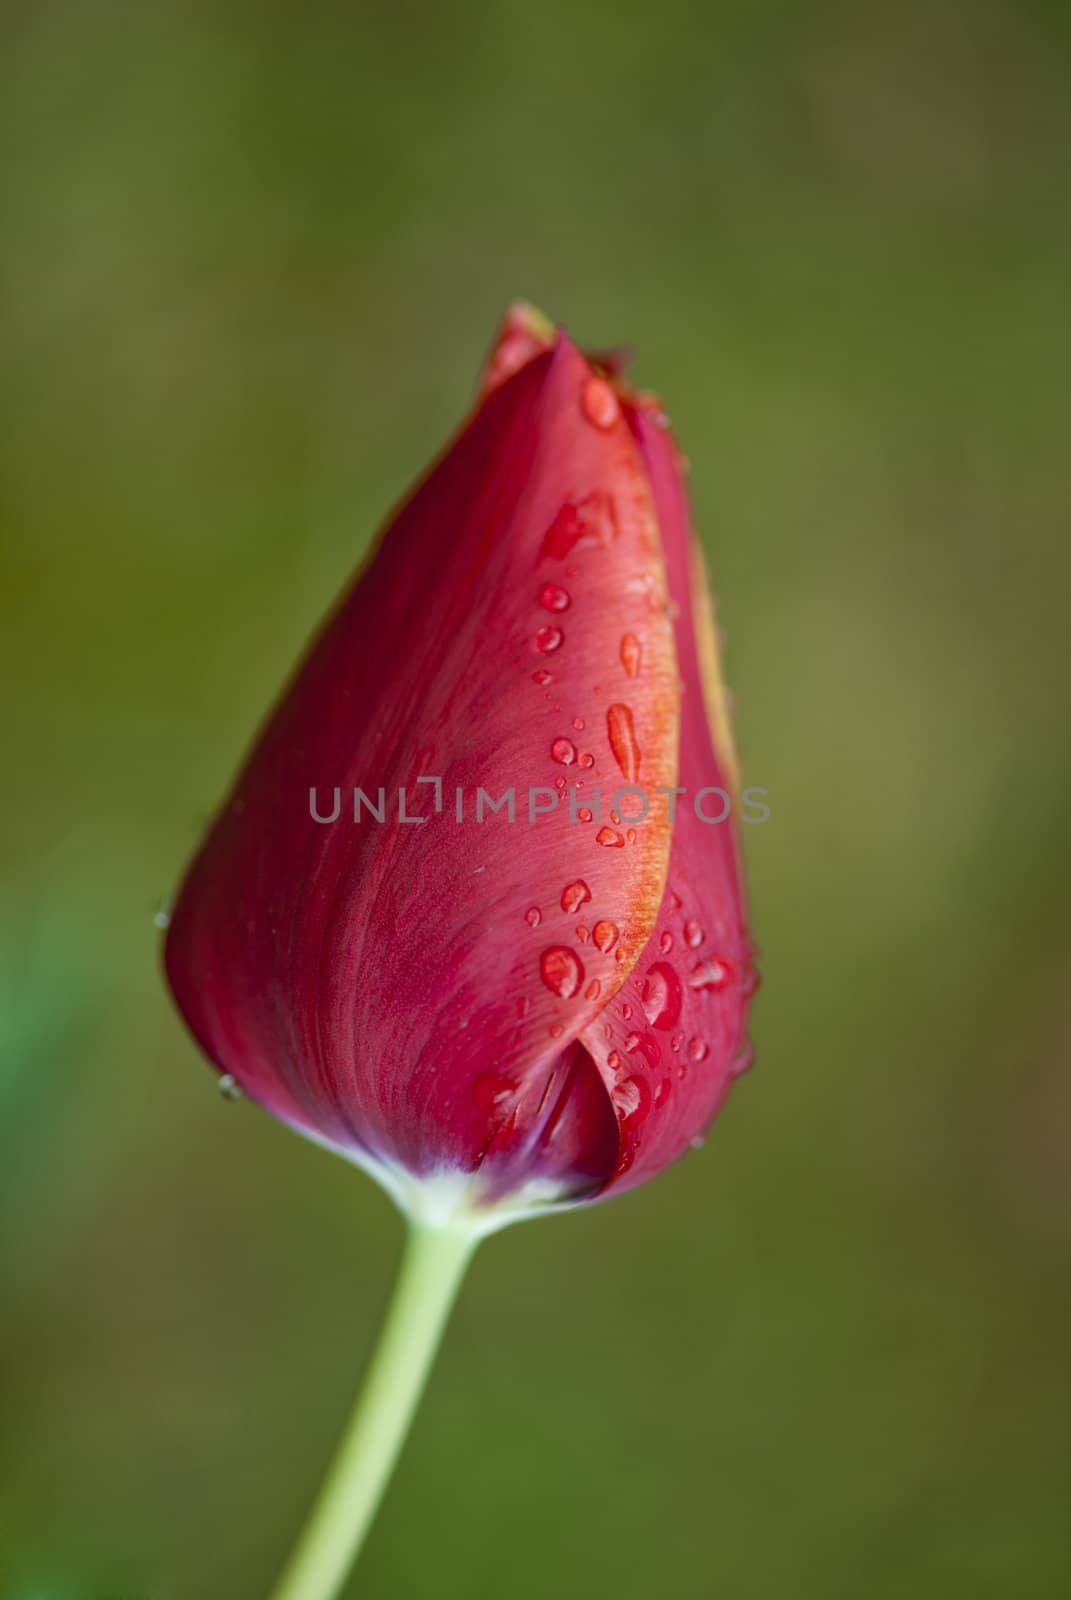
xmin=688 ymin=536 xmax=741 ymax=802
xmin=509 ymin=299 xmax=555 ymax=344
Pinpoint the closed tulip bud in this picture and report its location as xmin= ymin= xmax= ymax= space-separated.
xmin=165 ymin=306 xmax=761 ymax=1599
xmin=164 ymin=303 xmax=756 ymax=1233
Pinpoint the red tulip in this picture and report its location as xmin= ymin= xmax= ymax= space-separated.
xmin=164 ymin=303 xmax=756 ymax=1226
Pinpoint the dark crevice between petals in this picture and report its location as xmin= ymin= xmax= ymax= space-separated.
xmin=478 ymin=1041 xmax=620 ymax=1205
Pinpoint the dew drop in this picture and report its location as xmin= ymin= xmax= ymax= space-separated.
xmin=606 ymin=703 xmax=641 ymax=783
xmin=742 ymin=965 xmax=762 ymax=999
xmin=622 ymin=1003 xmax=633 ymax=1020
xmin=684 ymin=920 xmax=704 ymax=949
xmin=534 ymin=625 xmax=563 ymax=654
xmin=660 ymin=931 xmax=674 ymax=953
xmin=688 ymin=957 xmax=733 ymax=992
xmin=624 ymin=1032 xmax=662 ymax=1068
xmin=626 ymin=828 xmax=637 ymax=845
xmin=731 ymin=1040 xmax=756 ymax=1077
xmin=596 ymin=826 xmax=625 ymax=848
xmin=525 ymin=906 xmax=542 ymax=927
xmin=543 ymin=505 xmax=582 ymax=560
xmin=687 ymin=1037 xmax=709 ymax=1063
xmin=578 ymin=807 xmax=593 ymax=823
xmin=612 ymin=1075 xmax=649 ymax=1120
xmin=551 ymin=737 xmax=577 ymax=765
xmin=607 ymin=1049 xmax=622 ymax=1071
xmin=593 ymin=919 xmax=619 ymax=952
xmin=655 ymin=1078 xmax=671 ymax=1108
xmin=561 ymin=879 xmax=592 ymax=913
xmin=532 ymin=669 xmax=553 ymax=686
xmin=473 ymin=1071 xmax=519 ymax=1111
xmin=582 ymin=376 xmax=619 ymax=429
xmin=539 ymin=946 xmax=584 ymax=999
xmin=153 ymin=894 xmax=174 ymax=931
xmin=585 ymin=978 xmax=602 ymax=1000
xmin=620 ymin=632 xmax=642 ymax=679
xmin=572 ymin=716 xmax=585 ymax=731
xmin=540 ymin=583 xmax=571 ymax=613
xmin=575 ymin=924 xmax=590 ymax=943
xmin=670 ymin=1032 xmax=683 ymax=1052
xmin=641 ymin=962 xmax=684 ymax=1030
xmin=218 ymin=1074 xmax=243 ymax=1102
xmin=579 ymin=752 xmax=595 ymax=769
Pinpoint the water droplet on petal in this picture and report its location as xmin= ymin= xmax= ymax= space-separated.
xmin=624 ymin=1032 xmax=662 ymax=1068
xmin=579 ymin=752 xmax=594 ymax=769
xmin=540 ymin=583 xmax=571 ymax=613
xmin=561 ymin=879 xmax=592 ymax=913
xmin=578 ymin=807 xmax=593 ymax=823
xmin=539 ymin=946 xmax=584 ymax=998
xmin=153 ymin=894 xmax=174 ymax=930
xmin=596 ymin=826 xmax=625 ymax=848
xmin=606 ymin=703 xmax=641 ymax=783
xmin=585 ymin=978 xmax=601 ymax=1000
xmin=607 ymin=1049 xmax=622 ymax=1071
xmin=622 ymin=1002 xmax=633 ymax=1020
xmin=687 ymin=1037 xmax=709 ymax=1062
xmin=593 ymin=920 xmax=619 ymax=952
xmin=575 ymin=924 xmax=590 ymax=943
xmin=525 ymin=906 xmax=542 ymax=927
xmin=688 ymin=957 xmax=733 ymax=992
xmin=620 ymin=632 xmax=642 ymax=679
xmin=473 ymin=1071 xmax=519 ymax=1111
xmin=218 ymin=1073 xmax=243 ymax=1102
xmin=660 ymin=931 xmax=674 ymax=953
xmin=742 ymin=965 xmax=761 ymax=999
xmin=684 ymin=920 xmax=704 ymax=949
xmin=670 ymin=1032 xmax=683 ymax=1052
xmin=655 ymin=1077 xmax=671 ymax=1108
xmin=534 ymin=625 xmax=563 ymax=654
xmin=532 ymin=669 xmax=553 ymax=686
xmin=551 ymin=737 xmax=577 ymax=765
xmin=641 ymin=962 xmax=683 ymax=1029
xmin=612 ymin=1075 xmax=650 ymax=1121
xmin=582 ymin=376 xmax=619 ymax=429
xmin=572 ymin=717 xmax=585 ymax=731
xmin=542 ymin=492 xmax=618 ymax=560
xmin=731 ymin=1040 xmax=756 ymax=1077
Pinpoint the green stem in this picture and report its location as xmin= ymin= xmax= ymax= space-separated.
xmin=269 ymin=1218 xmax=478 ymax=1600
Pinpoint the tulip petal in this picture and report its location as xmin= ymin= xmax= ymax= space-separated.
xmin=480 ymin=301 xmax=556 ymax=398
xmin=575 ymin=397 xmax=756 ymax=1195
xmin=166 ymin=334 xmax=681 ymax=1204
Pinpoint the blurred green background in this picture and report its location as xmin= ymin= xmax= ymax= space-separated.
xmin=2 ymin=1 xmax=1069 ymax=1596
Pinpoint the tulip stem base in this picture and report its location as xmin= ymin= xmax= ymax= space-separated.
xmin=268 ymin=1218 xmax=478 ymax=1600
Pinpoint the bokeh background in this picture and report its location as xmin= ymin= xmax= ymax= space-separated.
xmin=2 ymin=2 xmax=1069 ymax=1596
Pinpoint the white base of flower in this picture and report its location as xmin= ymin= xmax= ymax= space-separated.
xmin=341 ymin=1147 xmax=587 ymax=1239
